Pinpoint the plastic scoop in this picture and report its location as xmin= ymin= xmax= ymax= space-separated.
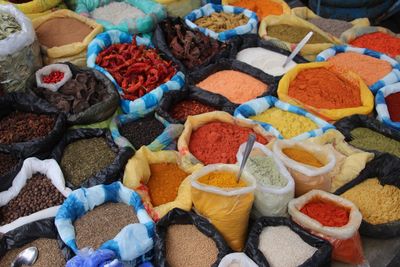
xmin=236 ymin=133 xmax=256 ymax=183
xmin=282 ymin=31 xmax=314 ymax=68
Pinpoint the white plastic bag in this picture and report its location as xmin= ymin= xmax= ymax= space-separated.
xmin=218 ymin=253 xmax=258 ymax=267
xmin=35 ymin=63 xmax=73 ymax=92
xmin=237 ymin=142 xmax=294 ymax=217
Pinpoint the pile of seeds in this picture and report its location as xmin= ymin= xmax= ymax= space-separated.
xmin=0 ymin=173 xmax=65 ymax=225
xmin=74 ymin=202 xmax=139 ymax=249
xmin=0 ymin=11 xmax=21 ymax=40
xmin=90 ymin=2 xmax=145 ymax=26
xmin=0 ymin=153 xmax=19 ymax=177
xmin=194 ymin=12 xmax=249 ymax=33
xmin=169 ymin=100 xmax=217 ymax=121
xmin=61 ymin=137 xmax=116 ymax=186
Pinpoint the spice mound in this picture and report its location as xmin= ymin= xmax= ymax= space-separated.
xmin=300 ymin=199 xmax=350 ymax=227
xmin=96 ymin=39 xmax=177 ymax=101
xmin=74 ymin=202 xmax=139 ymax=249
xmin=283 ymin=147 xmax=324 ymax=168
xmin=189 ymin=121 xmax=268 ymax=164
xmin=0 ymin=111 xmax=56 ymax=144
xmin=148 ymin=163 xmax=189 ymax=206
xmin=61 ymin=137 xmax=116 ymax=186
xmin=308 ymin=18 xmax=352 ymax=38
xmin=194 ymin=12 xmax=249 ymax=33
xmin=197 ymin=70 xmax=268 ymax=104
xmin=350 ymin=32 xmax=400 ymax=58
xmin=0 ymin=173 xmax=65 ymax=225
xmin=0 ymin=11 xmax=21 ymax=40
xmin=0 ymin=153 xmax=19 ymax=177
xmin=198 ymin=171 xmax=248 ymax=188
xmin=232 ymin=0 xmax=284 ymax=19
xmin=288 ymin=67 xmax=361 ymax=109
xmin=385 ymin=92 xmax=400 ymax=122
xmin=258 ymin=226 xmax=318 ymax=267
xmin=247 ymin=155 xmax=287 ymax=187
xmin=0 ymin=238 xmax=66 ymax=267
xmin=250 ymin=107 xmax=318 ymax=138
xmin=267 ymin=25 xmax=330 ymax=44
xmin=90 ymin=2 xmax=145 ymax=26
xmin=170 ymin=99 xmax=217 ymax=121
xmin=341 ymin=178 xmax=400 ymax=224
xmin=166 ymin=224 xmax=219 ymax=267
xmin=41 ymin=70 xmax=65 ymax=84
xmin=349 ymin=127 xmax=400 ymax=157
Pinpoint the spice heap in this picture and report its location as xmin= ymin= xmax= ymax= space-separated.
xmin=61 ymin=137 xmax=116 ymax=186
xmin=258 ymin=226 xmax=318 ymax=267
xmin=166 ymin=224 xmax=218 ymax=267
xmin=0 ymin=11 xmax=21 ymax=40
xmin=267 ymin=25 xmax=330 ymax=44
xmin=250 ymin=108 xmax=318 ymax=138
xmin=194 ymin=12 xmax=249 ymax=33
xmin=341 ymin=178 xmax=400 ymax=224
xmin=328 ymin=52 xmax=392 ymax=86
xmin=288 ymin=67 xmax=361 ymax=109
xmin=197 ymin=70 xmax=268 ymax=104
xmin=198 ymin=171 xmax=248 ymax=188
xmin=90 ymin=2 xmax=145 ymax=25
xmin=189 ymin=121 xmax=268 ymax=164
xmin=349 ymin=127 xmax=400 ymax=157
xmin=349 ymin=32 xmax=400 ymax=58
xmin=162 ymin=19 xmax=226 ymax=69
xmin=36 ymin=18 xmax=93 ymax=48
xmin=307 ymin=18 xmax=352 ymax=38
xmin=231 ymin=0 xmax=284 ymax=19
xmin=0 ymin=173 xmax=65 ymax=225
xmin=41 ymin=71 xmax=65 ymax=84
xmin=247 ymin=155 xmax=287 ymax=187
xmin=170 ymin=100 xmax=217 ymax=121
xmin=74 ymin=202 xmax=139 ymax=249
xmin=148 ymin=163 xmax=189 ymax=206
xmin=385 ymin=92 xmax=400 ymax=122
xmin=0 ymin=111 xmax=55 ymax=144
xmin=34 ymin=70 xmax=108 ymax=114
xmin=0 ymin=153 xmax=18 ymax=177
xmin=120 ymin=114 xmax=165 ymax=149
xmin=96 ymin=39 xmax=177 ymax=101
xmin=0 ymin=238 xmax=65 ymax=267
xmin=300 ymin=199 xmax=350 ymax=227
xmin=283 ymin=147 xmax=324 ymax=168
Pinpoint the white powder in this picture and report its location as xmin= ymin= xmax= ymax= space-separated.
xmin=236 ymin=47 xmax=297 ymax=76
xmin=90 ymin=2 xmax=145 ymax=26
xmin=258 ymin=226 xmax=318 ymax=267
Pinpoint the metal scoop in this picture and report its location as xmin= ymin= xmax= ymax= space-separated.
xmin=236 ymin=133 xmax=257 ymax=183
xmin=11 ymin=247 xmax=38 ymax=267
xmin=282 ymin=31 xmax=314 ymax=68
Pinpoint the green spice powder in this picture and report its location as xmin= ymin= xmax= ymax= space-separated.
xmin=0 ymin=11 xmax=21 ymax=40
xmin=247 ymin=155 xmax=288 ymax=187
xmin=350 ymin=127 xmax=400 ymax=157
xmin=61 ymin=137 xmax=116 ymax=186
xmin=267 ymin=24 xmax=330 ymax=44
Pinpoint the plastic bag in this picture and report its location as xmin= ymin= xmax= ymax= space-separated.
xmin=0 ymin=0 xmax=61 ymax=15
xmin=70 ymin=108 xmax=122 ymax=130
xmin=154 ymin=208 xmax=231 ymax=266
xmin=244 ymin=216 xmax=332 ymax=267
xmin=87 ymin=30 xmax=185 ymax=115
xmin=316 ymin=45 xmax=400 ymax=94
xmin=0 ymin=157 xmax=72 ymax=233
xmin=35 ymin=63 xmax=73 ymax=92
xmin=155 ymin=0 xmax=201 ymax=17
xmin=277 ymin=62 xmax=374 ymax=122
xmin=376 ymin=83 xmax=400 ymax=131
xmin=218 ymin=253 xmax=258 ymax=267
xmin=190 ymin=164 xmax=256 ymax=251
xmin=273 ymin=139 xmax=336 ymax=196
xmin=50 ymin=128 xmax=134 ymax=189
xmin=76 ymin=0 xmax=166 ymax=34
xmin=67 ymin=248 xmax=123 ymax=267
xmin=184 ymin=4 xmax=258 ymax=42
xmin=288 ymin=189 xmax=365 ymax=265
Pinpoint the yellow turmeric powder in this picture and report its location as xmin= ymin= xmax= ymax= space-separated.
xmin=231 ymin=0 xmax=284 ymax=19
xmin=198 ymin=171 xmax=248 ymax=188
xmin=282 ymin=148 xmax=324 ymax=168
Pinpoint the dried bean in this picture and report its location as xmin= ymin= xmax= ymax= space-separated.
xmin=0 ymin=153 xmax=18 ymax=176
xmin=170 ymin=100 xmax=216 ymax=121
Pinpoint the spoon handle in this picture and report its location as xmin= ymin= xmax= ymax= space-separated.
xmin=237 ymin=134 xmax=257 ymax=183
xmin=282 ymin=31 xmax=314 ymax=68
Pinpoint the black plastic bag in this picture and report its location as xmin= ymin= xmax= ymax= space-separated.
xmin=0 ymin=92 xmax=66 ymax=159
xmin=244 ymin=216 xmax=332 ymax=267
xmin=50 ymin=128 xmax=134 ymax=189
xmin=25 ymin=62 xmax=120 ymax=126
xmin=334 ymin=153 xmax=400 ymax=238
xmin=154 ymin=208 xmax=231 ymax=267
xmin=0 ymin=151 xmax=23 ymax=193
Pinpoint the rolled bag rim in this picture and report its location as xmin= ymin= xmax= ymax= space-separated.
xmin=221 ymin=0 xmax=291 ymax=16
xmin=376 ymin=82 xmax=400 ymax=131
xmin=0 ymin=0 xmax=61 ymax=14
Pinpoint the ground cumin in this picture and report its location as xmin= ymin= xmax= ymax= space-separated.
xmin=282 ymin=147 xmax=324 ymax=168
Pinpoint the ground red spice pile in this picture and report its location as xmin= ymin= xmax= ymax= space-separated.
xmin=170 ymin=100 xmax=216 ymax=121
xmin=350 ymin=32 xmax=400 ymax=58
xmin=386 ymin=92 xmax=400 ymax=122
xmin=300 ymin=199 xmax=350 ymax=227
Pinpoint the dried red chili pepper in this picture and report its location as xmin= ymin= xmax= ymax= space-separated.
xmin=42 ymin=71 xmax=64 ymax=84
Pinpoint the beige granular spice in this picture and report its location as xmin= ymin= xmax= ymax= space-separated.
xmin=166 ymin=224 xmax=218 ymax=267
xmin=341 ymin=178 xmax=400 ymax=224
xmin=74 ymin=202 xmax=139 ymax=249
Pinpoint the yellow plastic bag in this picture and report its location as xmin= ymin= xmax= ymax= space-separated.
xmin=259 ymin=14 xmax=340 ymax=61
xmin=123 ymin=146 xmax=200 ymax=221
xmin=222 ymin=0 xmax=290 ymax=19
xmin=24 ymin=2 xmax=67 ymax=20
xmin=155 ymin=0 xmax=201 ymax=17
xmin=32 ymin=9 xmax=103 ymax=67
xmin=277 ymin=62 xmax=374 ymax=121
xmin=190 ymin=164 xmax=256 ymax=251
xmin=0 ymin=0 xmax=61 ymax=14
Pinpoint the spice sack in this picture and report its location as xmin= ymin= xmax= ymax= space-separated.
xmin=0 ymin=0 xmax=62 ymax=19
xmin=376 ymin=83 xmax=400 ymax=131
xmin=155 ymin=0 xmax=201 ymax=18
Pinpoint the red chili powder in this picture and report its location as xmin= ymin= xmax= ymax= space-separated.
xmin=350 ymin=32 xmax=400 ymax=58
xmin=189 ymin=122 xmax=268 ymax=164
xmin=385 ymin=92 xmax=400 ymax=122
xmin=288 ymin=67 xmax=361 ymax=109
xmin=170 ymin=100 xmax=216 ymax=121
xmin=300 ymin=200 xmax=350 ymax=227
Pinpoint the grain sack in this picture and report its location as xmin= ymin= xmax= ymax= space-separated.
xmin=156 ymin=0 xmax=201 ymax=17
xmin=0 ymin=0 xmax=62 ymax=17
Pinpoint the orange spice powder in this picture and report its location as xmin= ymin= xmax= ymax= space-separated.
xmin=231 ymin=0 xmax=283 ymax=19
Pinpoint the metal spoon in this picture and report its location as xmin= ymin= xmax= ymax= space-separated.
xmin=282 ymin=31 xmax=314 ymax=68
xmin=237 ymin=133 xmax=257 ymax=183
xmin=11 ymin=247 xmax=38 ymax=267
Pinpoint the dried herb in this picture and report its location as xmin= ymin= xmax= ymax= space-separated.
xmin=0 ymin=11 xmax=21 ymax=40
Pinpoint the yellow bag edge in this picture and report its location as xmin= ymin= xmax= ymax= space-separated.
xmin=0 ymin=0 xmax=61 ymax=14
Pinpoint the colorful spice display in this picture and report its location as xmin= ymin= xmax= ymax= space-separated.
xmin=41 ymin=70 xmax=65 ymax=84
xmin=288 ymin=67 xmax=361 ymax=109
xmin=300 ymin=200 xmax=350 ymax=227
xmin=250 ymin=108 xmax=318 ymax=138
xmin=258 ymin=226 xmax=318 ymax=267
xmin=308 ymin=18 xmax=352 ymax=38
xmin=96 ymin=39 xmax=177 ymax=101
xmin=196 ymin=70 xmax=268 ymax=104
xmin=74 ymin=202 xmax=139 ymax=249
xmin=385 ymin=92 xmax=400 ymax=122
xmin=165 ymin=224 xmax=218 ymax=267
xmin=341 ymin=178 xmax=400 ymax=224
xmin=61 ymin=137 xmax=116 ymax=186
xmin=148 ymin=163 xmax=189 ymax=206
xmin=349 ymin=127 xmax=400 ymax=157
xmin=282 ymin=147 xmax=324 ymax=168
xmin=267 ymin=25 xmax=330 ymax=44
xmin=189 ymin=121 xmax=268 ymax=164
xmin=0 ymin=153 xmax=18 ymax=177
xmin=194 ymin=12 xmax=249 ymax=33
xmin=231 ymin=0 xmax=284 ymax=19
xmin=0 ymin=11 xmax=21 ymax=40
xmin=0 ymin=174 xmax=65 ymax=225
xmin=0 ymin=111 xmax=55 ymax=144
xmin=90 ymin=2 xmax=145 ymax=25
xmin=170 ymin=100 xmax=217 ymax=121
xmin=247 ymin=155 xmax=287 ymax=187
xmin=350 ymin=32 xmax=400 ymax=58
xmin=198 ymin=171 xmax=248 ymax=188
